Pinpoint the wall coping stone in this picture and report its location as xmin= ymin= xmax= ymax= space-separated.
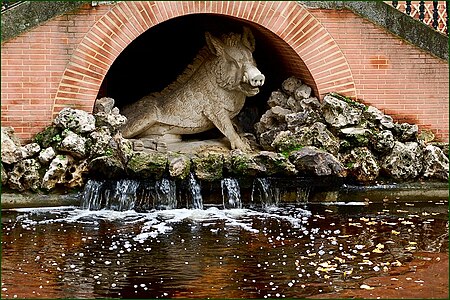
xmin=1 ymin=0 xmax=88 ymax=42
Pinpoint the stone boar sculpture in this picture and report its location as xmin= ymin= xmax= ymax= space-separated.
xmin=120 ymin=27 xmax=265 ymax=151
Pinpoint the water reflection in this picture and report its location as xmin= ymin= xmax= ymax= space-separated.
xmin=1 ymin=200 xmax=448 ymax=298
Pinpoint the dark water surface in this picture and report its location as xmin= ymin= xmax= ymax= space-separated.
xmin=1 ymin=200 xmax=448 ymax=298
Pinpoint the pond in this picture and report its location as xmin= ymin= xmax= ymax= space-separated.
xmin=1 ymin=179 xmax=448 ymax=299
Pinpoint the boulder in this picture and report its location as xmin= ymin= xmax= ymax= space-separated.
xmin=339 ymin=147 xmax=380 ymax=182
xmin=255 ymin=109 xmax=284 ymax=136
xmin=1 ymin=163 xmax=8 ymax=186
xmin=253 ymin=151 xmax=297 ymax=176
xmin=394 ymin=123 xmax=418 ymax=142
xmin=417 ymin=130 xmax=435 ymax=143
xmin=293 ymin=122 xmax=340 ymax=155
xmin=127 ymin=151 xmax=167 ymax=179
xmin=93 ymin=97 xmax=115 ymax=114
xmin=372 ymin=130 xmax=395 ymax=154
xmin=192 ymin=153 xmax=224 ymax=181
xmin=8 ymin=158 xmax=41 ymax=191
xmin=271 ymin=106 xmax=293 ymax=122
xmin=294 ymin=84 xmax=312 ymax=100
xmin=321 ymin=94 xmax=363 ymax=128
xmin=422 ymin=145 xmax=449 ymax=180
xmin=267 ymin=90 xmax=289 ymax=108
xmin=289 ymin=146 xmax=345 ymax=177
xmin=33 ymin=126 xmax=62 ymax=148
xmin=89 ymin=127 xmax=113 ymax=158
xmin=53 ymin=107 xmax=95 ymax=134
xmin=281 ymin=76 xmax=303 ymax=96
xmin=20 ymin=143 xmax=41 ymax=159
xmin=363 ymin=106 xmax=394 ymax=130
xmin=271 ymin=131 xmax=303 ymax=154
xmin=41 ymin=154 xmax=73 ymax=191
xmin=38 ymin=147 xmax=56 ymax=165
xmin=64 ymin=160 xmax=89 ymax=188
xmin=94 ymin=98 xmax=127 ymax=133
xmin=58 ymin=131 xmax=87 ymax=158
xmin=111 ymin=133 xmax=134 ymax=165
xmin=381 ymin=141 xmax=423 ymax=180
xmin=339 ymin=127 xmax=372 ymax=148
xmin=257 ymin=124 xmax=287 ymax=151
xmin=88 ymin=155 xmax=126 ymax=179
xmin=168 ymin=154 xmax=191 ymax=180
xmin=224 ymin=149 xmax=266 ymax=177
xmin=1 ymin=127 xmax=22 ymax=164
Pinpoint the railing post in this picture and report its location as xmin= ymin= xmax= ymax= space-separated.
xmin=433 ymin=1 xmax=439 ymax=29
xmin=419 ymin=1 xmax=425 ymax=21
xmin=406 ymin=1 xmax=412 ymax=15
xmin=446 ymin=1 xmax=448 ymax=34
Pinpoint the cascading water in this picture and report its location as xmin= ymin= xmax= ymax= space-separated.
xmin=155 ymin=178 xmax=177 ymax=210
xmin=81 ymin=179 xmax=104 ymax=210
xmin=296 ymin=186 xmax=311 ymax=203
xmin=251 ymin=178 xmax=280 ymax=208
xmin=221 ymin=178 xmax=242 ymax=209
xmin=187 ymin=173 xmax=203 ymax=209
xmin=81 ymin=176 xmax=312 ymax=211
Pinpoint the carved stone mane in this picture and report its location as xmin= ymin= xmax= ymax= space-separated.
xmin=157 ymin=32 xmax=245 ymax=99
xmin=156 ymin=46 xmax=210 ymax=99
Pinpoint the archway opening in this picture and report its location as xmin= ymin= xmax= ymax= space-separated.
xmin=98 ymin=13 xmax=317 ymax=138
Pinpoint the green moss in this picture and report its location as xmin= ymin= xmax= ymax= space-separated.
xmin=33 ymin=126 xmax=62 ymax=148
xmin=281 ymin=144 xmax=304 ymax=158
xmin=329 ymin=92 xmax=367 ymax=111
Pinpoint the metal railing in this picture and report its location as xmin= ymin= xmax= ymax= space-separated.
xmin=1 ymin=0 xmax=24 ymax=12
xmin=391 ymin=1 xmax=448 ymax=34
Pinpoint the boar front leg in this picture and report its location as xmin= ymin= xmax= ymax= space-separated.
xmin=203 ymin=107 xmax=251 ymax=151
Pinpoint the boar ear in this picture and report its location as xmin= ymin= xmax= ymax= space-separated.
xmin=205 ymin=32 xmax=224 ymax=56
xmin=242 ymin=27 xmax=255 ymax=52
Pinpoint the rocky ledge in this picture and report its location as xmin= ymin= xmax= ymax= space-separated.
xmin=1 ymin=77 xmax=448 ymax=194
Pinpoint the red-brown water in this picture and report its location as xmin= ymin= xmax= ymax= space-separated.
xmin=1 ymin=200 xmax=448 ymax=298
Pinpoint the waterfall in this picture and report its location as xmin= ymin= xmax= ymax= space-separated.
xmin=221 ymin=178 xmax=242 ymax=209
xmin=187 ymin=173 xmax=203 ymax=209
xmin=108 ymin=179 xmax=139 ymax=211
xmin=81 ymin=179 xmax=104 ymax=210
xmin=296 ymin=186 xmax=311 ymax=203
xmin=155 ymin=178 xmax=177 ymax=210
xmin=81 ymin=178 xmax=177 ymax=211
xmin=251 ymin=178 xmax=280 ymax=208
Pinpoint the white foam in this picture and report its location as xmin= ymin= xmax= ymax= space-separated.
xmin=11 ymin=206 xmax=312 ymax=242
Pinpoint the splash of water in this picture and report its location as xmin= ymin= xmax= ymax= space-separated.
xmin=221 ymin=178 xmax=242 ymax=209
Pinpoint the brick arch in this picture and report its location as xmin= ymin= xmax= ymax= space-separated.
xmin=53 ymin=1 xmax=356 ymax=115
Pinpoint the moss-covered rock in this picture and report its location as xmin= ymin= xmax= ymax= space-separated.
xmin=253 ymin=151 xmax=297 ymax=176
xmin=127 ymin=151 xmax=167 ymax=179
xmin=339 ymin=147 xmax=380 ymax=182
xmin=224 ymin=149 xmax=265 ymax=177
xmin=192 ymin=153 xmax=224 ymax=181
xmin=289 ymin=146 xmax=345 ymax=177
xmin=33 ymin=125 xmax=62 ymax=149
